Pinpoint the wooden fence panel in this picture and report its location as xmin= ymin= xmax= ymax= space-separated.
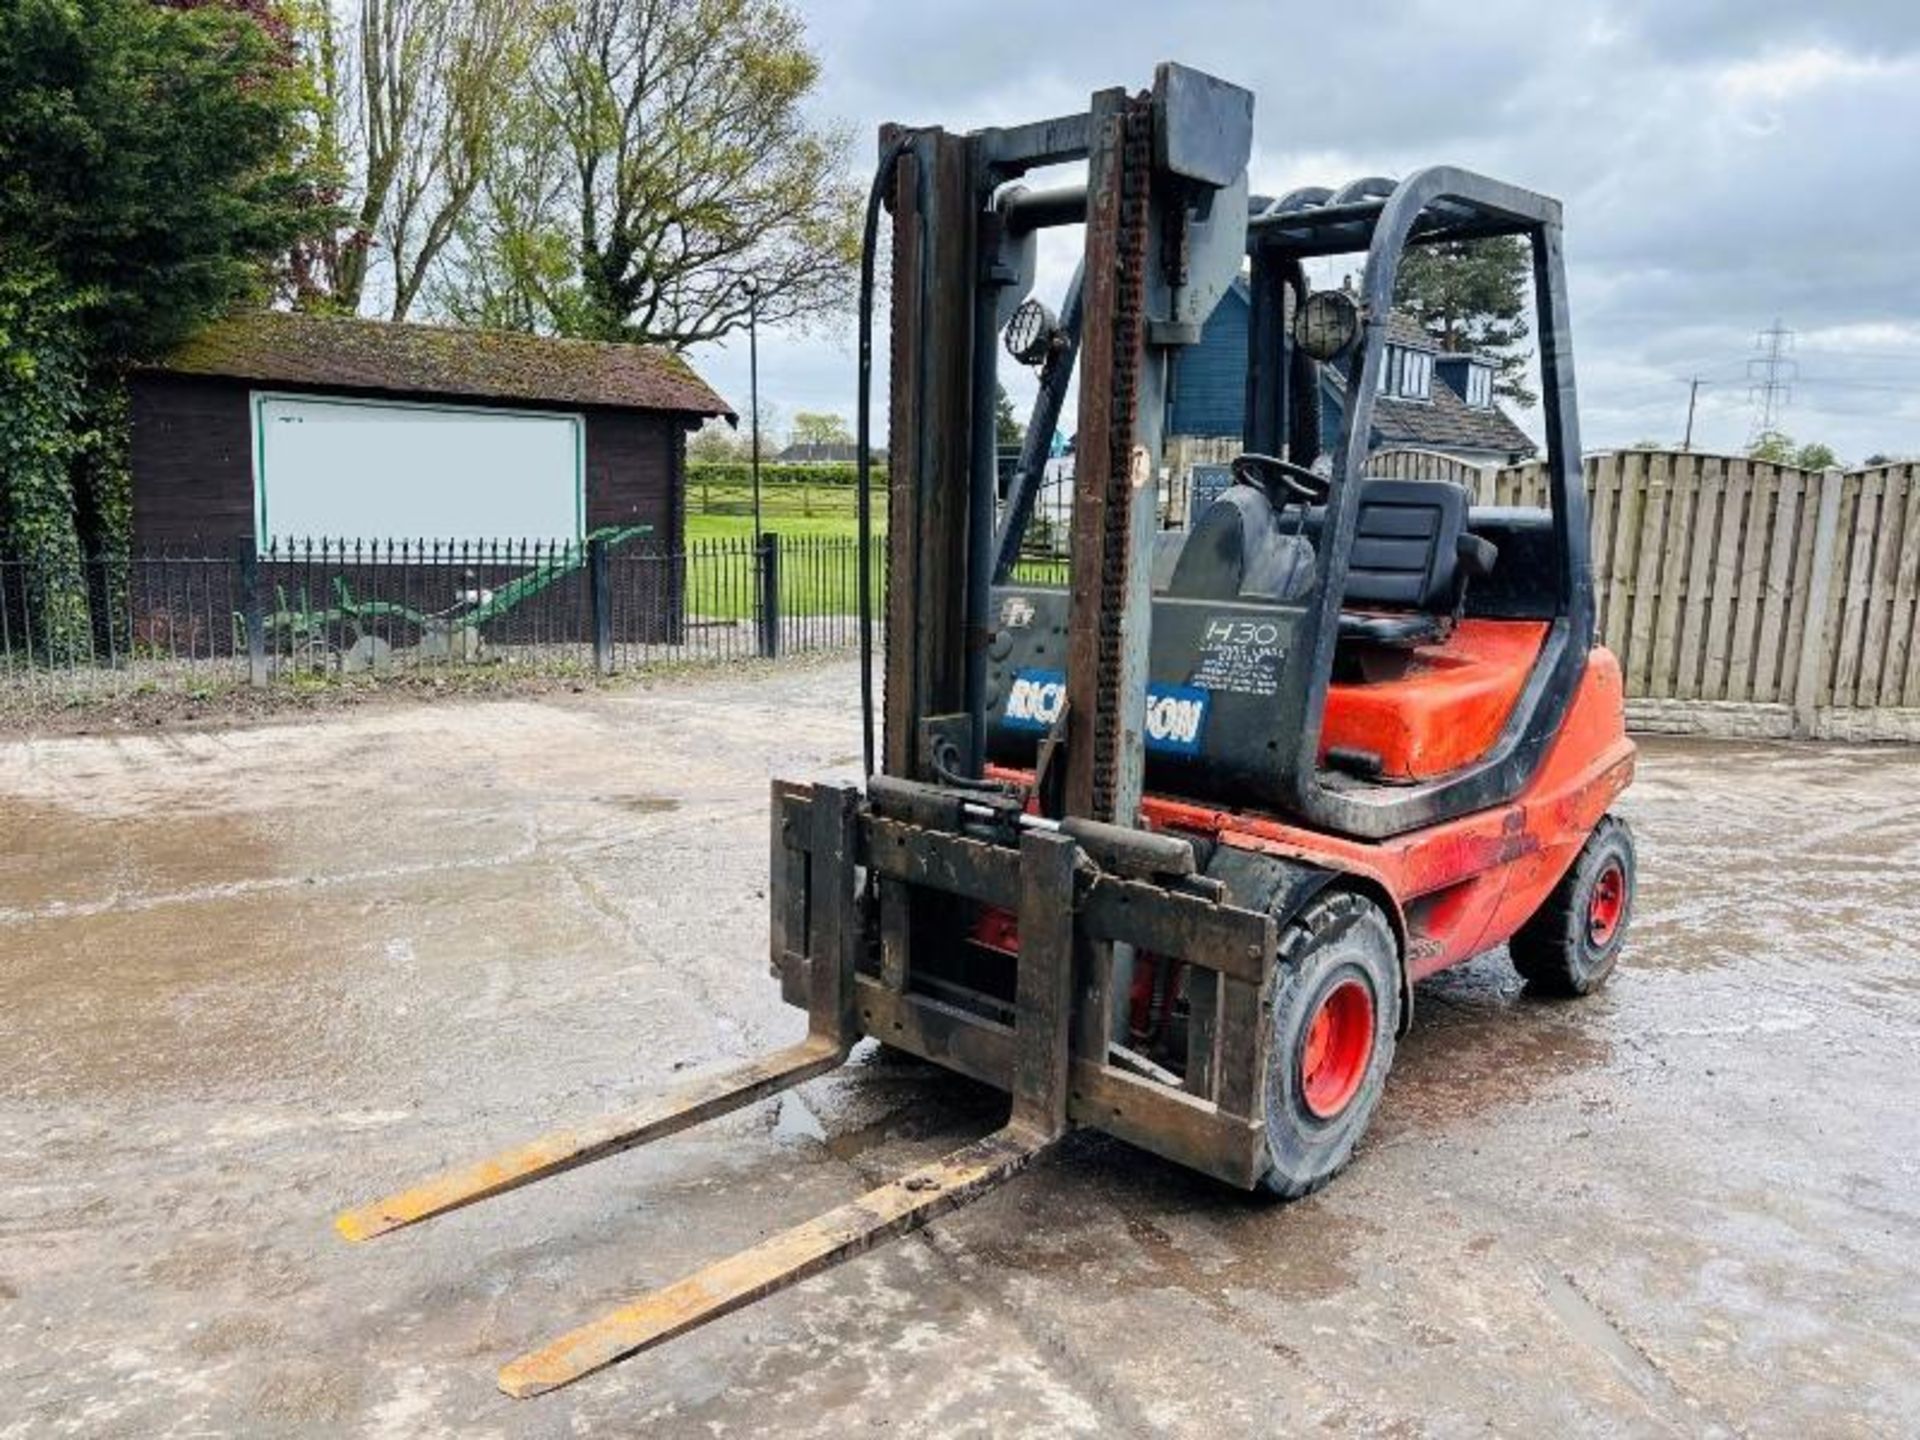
xmin=1882 ymin=465 xmax=1920 ymax=708
xmin=1859 ymin=466 xmax=1907 ymax=709
xmin=1760 ymin=467 xmax=1809 ymax=703
xmin=1601 ymin=451 xmax=1641 ymax=661
xmin=1783 ymin=467 xmax=1829 ymax=707
xmin=1646 ymin=453 xmax=1684 ymax=698
xmin=1674 ymin=454 xmax=1720 ymax=699
xmin=1364 ymin=448 xmax=1490 ymax=491
xmin=1823 ymin=472 xmax=1866 ymax=708
xmin=1625 ymin=452 xmax=1670 ymax=696
xmin=1724 ymin=461 xmax=1769 ymax=701
xmin=1700 ymin=456 xmax=1744 ymax=700
xmin=1588 ymin=453 xmax=1621 ymax=643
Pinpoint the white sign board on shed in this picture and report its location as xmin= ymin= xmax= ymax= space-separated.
xmin=252 ymin=393 xmax=584 ymax=549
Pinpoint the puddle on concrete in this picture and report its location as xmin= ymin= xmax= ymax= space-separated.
xmin=1374 ymin=956 xmax=1614 ymax=1130
xmin=1 ymin=802 xmax=270 ymax=917
xmin=953 ymin=1128 xmax=1380 ymax=1309
xmin=608 ymin=794 xmax=682 ymax=815
xmin=771 ymin=1090 xmax=828 ymax=1144
xmin=0 ymin=850 xmax=629 ymax=1111
xmin=1539 ymin=1267 xmax=1653 ymax=1376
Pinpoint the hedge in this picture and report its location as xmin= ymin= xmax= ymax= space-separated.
xmin=687 ymin=461 xmax=862 ymax=489
xmin=0 ymin=261 xmax=93 ymax=663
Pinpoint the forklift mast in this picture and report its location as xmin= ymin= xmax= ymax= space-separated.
xmin=880 ymin=63 xmax=1255 ymax=831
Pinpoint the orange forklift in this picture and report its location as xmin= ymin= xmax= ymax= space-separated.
xmin=337 ymin=62 xmax=1636 ymax=1396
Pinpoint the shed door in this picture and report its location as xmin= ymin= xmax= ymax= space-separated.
xmin=252 ymin=393 xmax=584 ymax=548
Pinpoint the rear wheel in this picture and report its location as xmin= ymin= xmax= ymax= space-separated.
xmin=1258 ymin=892 xmax=1401 ymax=1199
xmin=1510 ymin=815 xmax=1636 ymax=997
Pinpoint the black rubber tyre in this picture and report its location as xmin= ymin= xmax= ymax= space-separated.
xmin=1509 ymin=814 xmax=1636 ymax=997
xmin=1258 ymin=891 xmax=1401 ymax=1200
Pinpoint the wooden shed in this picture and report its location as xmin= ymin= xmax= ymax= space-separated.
xmin=129 ymin=310 xmax=733 ymax=551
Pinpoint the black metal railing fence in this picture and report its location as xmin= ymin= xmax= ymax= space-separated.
xmin=0 ymin=533 xmax=885 ymax=707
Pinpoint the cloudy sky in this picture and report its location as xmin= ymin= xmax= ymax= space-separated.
xmin=687 ymin=0 xmax=1920 ymax=463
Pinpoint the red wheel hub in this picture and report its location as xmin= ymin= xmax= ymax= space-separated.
xmin=1300 ymin=979 xmax=1374 ymax=1119
xmin=1587 ymin=860 xmax=1626 ymax=946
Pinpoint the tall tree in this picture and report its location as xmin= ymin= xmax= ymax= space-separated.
xmin=446 ymin=0 xmax=858 ymax=347
xmin=1748 ymin=432 xmax=1838 ymax=470
xmin=1393 ymin=236 xmax=1536 ymax=407
xmin=0 ymin=0 xmax=324 ymax=657
xmin=0 ymin=0 xmax=325 ymax=359
xmin=789 ymin=412 xmax=851 ymax=448
xmin=687 ymin=418 xmax=742 ymax=462
xmin=995 ymin=383 xmax=1022 ymax=447
xmin=428 ymin=75 xmax=588 ymax=331
xmin=295 ymin=0 xmax=536 ymax=319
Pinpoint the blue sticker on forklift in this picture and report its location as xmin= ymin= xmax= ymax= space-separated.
xmin=1003 ymin=668 xmax=1209 ymax=756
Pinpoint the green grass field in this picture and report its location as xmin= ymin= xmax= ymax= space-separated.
xmin=679 ymin=481 xmax=1063 ymax=618
xmin=680 ymin=530 xmax=885 ymax=620
xmin=685 ymin=512 xmax=875 ymax=542
xmin=684 ymin=481 xmax=879 ymax=541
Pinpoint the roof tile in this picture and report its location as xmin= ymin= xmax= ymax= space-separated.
xmin=1327 ymin=366 xmax=1536 ymax=459
xmin=150 ymin=310 xmax=735 ymax=418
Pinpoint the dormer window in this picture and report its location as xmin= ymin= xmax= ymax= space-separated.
xmin=1465 ymin=361 xmax=1493 ymax=409
xmin=1402 ymin=349 xmax=1431 ymax=400
xmin=1376 ymin=344 xmax=1432 ymax=401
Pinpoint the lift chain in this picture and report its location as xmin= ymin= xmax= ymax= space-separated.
xmin=1087 ymin=93 xmax=1155 ymax=821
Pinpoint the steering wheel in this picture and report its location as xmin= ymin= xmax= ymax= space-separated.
xmin=1231 ymin=452 xmax=1330 ymax=505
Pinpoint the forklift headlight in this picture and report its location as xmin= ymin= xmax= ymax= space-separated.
xmin=1296 ymin=289 xmax=1361 ymax=362
xmin=1004 ymin=298 xmax=1061 ymax=368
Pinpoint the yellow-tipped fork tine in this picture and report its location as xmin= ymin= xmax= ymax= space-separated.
xmin=496 ymin=1123 xmax=1052 ymax=1398
xmin=495 ymin=830 xmax=1080 ymax=1398
xmin=335 ymin=1038 xmax=844 ymax=1243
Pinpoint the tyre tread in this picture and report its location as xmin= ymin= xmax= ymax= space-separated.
xmin=1510 ymin=814 xmax=1634 ymax=997
xmin=1258 ymin=890 xmax=1400 ymax=1200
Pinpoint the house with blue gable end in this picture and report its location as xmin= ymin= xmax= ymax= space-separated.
xmin=1167 ymin=277 xmax=1537 ymax=467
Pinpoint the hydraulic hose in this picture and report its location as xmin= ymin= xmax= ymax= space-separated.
xmin=856 ymin=136 xmax=912 ymax=782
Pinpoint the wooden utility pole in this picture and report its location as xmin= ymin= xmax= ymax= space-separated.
xmin=1681 ymin=376 xmax=1708 ymax=451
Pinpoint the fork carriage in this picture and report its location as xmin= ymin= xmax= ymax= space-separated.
xmin=771 ymin=779 xmax=1281 ymax=1187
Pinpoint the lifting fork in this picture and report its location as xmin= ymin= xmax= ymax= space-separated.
xmin=335 ymin=790 xmax=1080 ymax=1397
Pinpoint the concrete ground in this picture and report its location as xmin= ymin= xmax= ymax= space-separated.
xmin=1 ymin=659 xmax=1915 ymax=1438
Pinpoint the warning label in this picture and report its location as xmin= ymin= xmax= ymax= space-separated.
xmin=1191 ymin=616 xmax=1286 ymax=697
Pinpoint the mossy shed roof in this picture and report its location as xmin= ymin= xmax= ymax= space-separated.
xmin=154 ymin=310 xmax=735 ymax=419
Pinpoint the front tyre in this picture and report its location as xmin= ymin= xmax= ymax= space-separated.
xmin=1509 ymin=815 xmax=1636 ymax=997
xmin=1258 ymin=892 xmax=1401 ymax=1199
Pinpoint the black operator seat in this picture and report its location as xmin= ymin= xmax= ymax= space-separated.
xmin=1339 ymin=478 xmax=1499 ymax=646
xmin=1165 ymin=482 xmax=1316 ymax=602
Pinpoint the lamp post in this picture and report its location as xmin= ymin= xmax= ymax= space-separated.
xmin=747 ymin=281 xmax=763 ymax=541
xmin=743 ymin=279 xmax=777 ymax=657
